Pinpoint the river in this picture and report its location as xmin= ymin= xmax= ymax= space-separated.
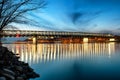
xmin=2 ymin=42 xmax=120 ymax=80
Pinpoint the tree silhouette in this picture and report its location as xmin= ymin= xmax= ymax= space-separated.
xmin=0 ymin=0 xmax=46 ymax=31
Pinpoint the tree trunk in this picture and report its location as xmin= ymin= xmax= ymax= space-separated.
xmin=0 ymin=37 xmax=2 ymax=46
xmin=0 ymin=31 xmax=3 ymax=46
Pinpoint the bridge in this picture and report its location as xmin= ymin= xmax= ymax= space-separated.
xmin=0 ymin=30 xmax=116 ymax=43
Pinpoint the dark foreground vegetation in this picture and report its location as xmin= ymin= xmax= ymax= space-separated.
xmin=0 ymin=46 xmax=39 ymax=80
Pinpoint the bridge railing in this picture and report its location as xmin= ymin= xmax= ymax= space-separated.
xmin=2 ymin=30 xmax=114 ymax=37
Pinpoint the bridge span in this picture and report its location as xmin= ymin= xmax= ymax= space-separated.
xmin=0 ymin=30 xmax=116 ymax=43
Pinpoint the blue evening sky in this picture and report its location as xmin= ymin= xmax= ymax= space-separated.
xmin=15 ymin=0 xmax=120 ymax=33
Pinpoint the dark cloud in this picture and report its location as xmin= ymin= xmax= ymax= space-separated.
xmin=69 ymin=12 xmax=84 ymax=24
xmin=65 ymin=0 xmax=103 ymax=26
xmin=75 ymin=11 xmax=102 ymax=27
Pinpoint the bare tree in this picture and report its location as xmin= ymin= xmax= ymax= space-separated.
xmin=0 ymin=0 xmax=46 ymax=31
xmin=0 ymin=0 xmax=46 ymax=44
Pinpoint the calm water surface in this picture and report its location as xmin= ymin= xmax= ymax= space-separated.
xmin=3 ymin=42 xmax=120 ymax=80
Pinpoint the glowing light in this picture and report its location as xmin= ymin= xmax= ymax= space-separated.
xmin=50 ymin=36 xmax=54 ymax=39
xmin=33 ymin=37 xmax=36 ymax=44
xmin=3 ymin=42 xmax=115 ymax=63
xmin=109 ymin=38 xmax=115 ymax=41
xmin=83 ymin=38 xmax=88 ymax=42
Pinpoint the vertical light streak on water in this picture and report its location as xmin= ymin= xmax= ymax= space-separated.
xmin=16 ymin=45 xmax=19 ymax=55
xmin=62 ymin=44 xmax=64 ymax=59
xmin=21 ymin=47 xmax=24 ymax=62
xmin=33 ymin=44 xmax=36 ymax=63
xmin=29 ymin=46 xmax=32 ymax=65
xmin=68 ymin=44 xmax=71 ymax=59
xmin=36 ymin=45 xmax=39 ymax=64
xmin=60 ymin=44 xmax=62 ymax=60
xmin=64 ymin=44 xmax=66 ymax=59
xmin=108 ymin=43 xmax=111 ymax=58
xmin=79 ymin=44 xmax=81 ymax=57
xmin=95 ymin=43 xmax=98 ymax=56
xmin=83 ymin=43 xmax=88 ymax=57
xmin=53 ymin=44 xmax=56 ymax=60
xmin=42 ymin=44 xmax=46 ymax=62
xmin=108 ymin=42 xmax=115 ymax=58
xmin=71 ymin=44 xmax=74 ymax=59
xmin=39 ymin=44 xmax=43 ymax=62
xmin=47 ymin=44 xmax=50 ymax=61
xmin=12 ymin=45 xmax=15 ymax=53
xmin=24 ymin=45 xmax=27 ymax=63
xmin=57 ymin=44 xmax=60 ymax=60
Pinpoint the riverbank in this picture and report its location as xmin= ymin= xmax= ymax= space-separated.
xmin=0 ymin=46 xmax=39 ymax=80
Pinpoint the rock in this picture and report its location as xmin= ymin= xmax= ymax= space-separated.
xmin=0 ymin=61 xmax=4 ymax=64
xmin=0 ymin=46 xmax=40 ymax=80
xmin=20 ymin=74 xmax=27 ymax=79
xmin=0 ymin=77 xmax=6 ymax=80
xmin=0 ymin=72 xmax=15 ymax=80
xmin=3 ymin=68 xmax=15 ymax=76
xmin=15 ymin=66 xmax=23 ymax=72
xmin=26 ymin=72 xmax=40 ymax=78
xmin=0 ymin=46 xmax=7 ymax=54
xmin=16 ymin=77 xmax=24 ymax=80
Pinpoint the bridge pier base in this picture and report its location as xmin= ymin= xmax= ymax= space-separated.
xmin=83 ymin=38 xmax=88 ymax=43
xmin=109 ymin=38 xmax=115 ymax=42
xmin=33 ymin=37 xmax=37 ymax=44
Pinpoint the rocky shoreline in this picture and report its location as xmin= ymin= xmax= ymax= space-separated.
xmin=0 ymin=46 xmax=39 ymax=80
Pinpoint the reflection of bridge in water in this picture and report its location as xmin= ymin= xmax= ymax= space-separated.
xmin=3 ymin=43 xmax=116 ymax=64
xmin=1 ymin=30 xmax=116 ymax=43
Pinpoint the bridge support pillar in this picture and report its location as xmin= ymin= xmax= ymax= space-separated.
xmin=33 ymin=37 xmax=37 ymax=44
xmin=109 ymin=38 xmax=115 ymax=42
xmin=83 ymin=38 xmax=88 ymax=43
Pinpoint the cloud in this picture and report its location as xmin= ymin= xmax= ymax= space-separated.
xmin=63 ymin=0 xmax=103 ymax=30
xmin=17 ymin=0 xmax=118 ymax=32
xmin=74 ymin=11 xmax=103 ymax=30
xmin=32 ymin=0 xmax=104 ymax=31
xmin=68 ymin=12 xmax=84 ymax=24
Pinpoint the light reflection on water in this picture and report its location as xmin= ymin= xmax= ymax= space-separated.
xmin=3 ymin=42 xmax=120 ymax=80
xmin=3 ymin=43 xmax=115 ymax=64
